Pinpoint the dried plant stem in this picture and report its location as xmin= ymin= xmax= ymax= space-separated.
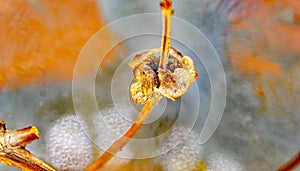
xmin=159 ymin=0 xmax=174 ymax=70
xmin=86 ymin=100 xmax=158 ymax=171
xmin=0 ymin=121 xmax=55 ymax=171
xmin=277 ymin=151 xmax=300 ymax=171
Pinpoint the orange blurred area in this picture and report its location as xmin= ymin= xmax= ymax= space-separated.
xmin=228 ymin=0 xmax=300 ymax=76
xmin=227 ymin=0 xmax=300 ymax=100
xmin=231 ymin=55 xmax=281 ymax=77
xmin=0 ymin=0 xmax=115 ymax=90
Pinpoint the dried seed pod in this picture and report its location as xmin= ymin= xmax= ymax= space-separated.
xmin=129 ymin=47 xmax=198 ymax=103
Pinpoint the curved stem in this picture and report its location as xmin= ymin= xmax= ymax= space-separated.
xmin=86 ymin=99 xmax=159 ymax=171
xmin=159 ymin=0 xmax=174 ymax=70
xmin=277 ymin=151 xmax=300 ymax=171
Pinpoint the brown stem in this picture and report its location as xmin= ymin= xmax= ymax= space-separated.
xmin=86 ymin=100 xmax=158 ymax=171
xmin=159 ymin=0 xmax=174 ymax=70
xmin=277 ymin=151 xmax=300 ymax=171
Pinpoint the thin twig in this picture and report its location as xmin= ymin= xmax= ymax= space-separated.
xmin=277 ymin=151 xmax=300 ymax=171
xmin=159 ymin=0 xmax=174 ymax=70
xmin=0 ymin=121 xmax=55 ymax=171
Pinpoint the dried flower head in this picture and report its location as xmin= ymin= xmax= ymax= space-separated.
xmin=129 ymin=47 xmax=198 ymax=104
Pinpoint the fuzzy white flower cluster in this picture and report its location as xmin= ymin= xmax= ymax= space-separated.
xmin=44 ymin=106 xmax=244 ymax=171
xmin=206 ymin=153 xmax=244 ymax=171
xmin=45 ymin=115 xmax=93 ymax=171
xmin=156 ymin=125 xmax=204 ymax=171
xmin=92 ymin=104 xmax=134 ymax=158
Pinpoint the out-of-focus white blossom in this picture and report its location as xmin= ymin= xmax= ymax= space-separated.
xmin=206 ymin=153 xmax=244 ymax=171
xmin=45 ymin=114 xmax=93 ymax=171
xmin=156 ymin=125 xmax=204 ymax=171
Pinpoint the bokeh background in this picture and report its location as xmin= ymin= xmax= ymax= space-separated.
xmin=0 ymin=0 xmax=299 ymax=170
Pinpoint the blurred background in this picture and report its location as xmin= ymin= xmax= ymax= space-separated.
xmin=0 ymin=0 xmax=299 ymax=170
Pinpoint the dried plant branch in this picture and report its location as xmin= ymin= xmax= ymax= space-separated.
xmin=0 ymin=121 xmax=55 ymax=171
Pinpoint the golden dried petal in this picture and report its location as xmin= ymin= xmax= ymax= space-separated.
xmin=130 ymin=82 xmax=151 ymax=104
